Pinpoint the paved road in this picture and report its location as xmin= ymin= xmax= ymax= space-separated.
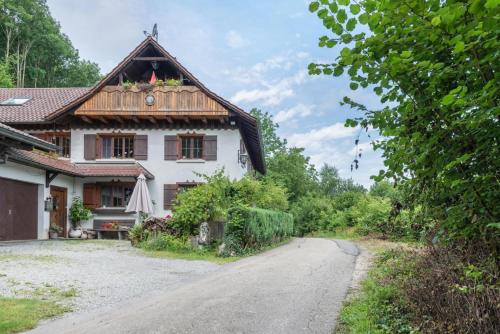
xmin=29 ymin=238 xmax=358 ymax=334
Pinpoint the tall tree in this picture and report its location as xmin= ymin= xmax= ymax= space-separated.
xmin=0 ymin=0 xmax=101 ymax=87
xmin=309 ymin=0 xmax=499 ymax=244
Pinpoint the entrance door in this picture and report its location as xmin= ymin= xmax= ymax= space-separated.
xmin=50 ymin=186 xmax=67 ymax=237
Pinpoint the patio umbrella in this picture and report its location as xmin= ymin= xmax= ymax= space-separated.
xmin=125 ymin=173 xmax=154 ymax=220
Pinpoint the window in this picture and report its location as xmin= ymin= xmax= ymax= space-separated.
xmin=100 ymin=184 xmax=134 ymax=208
xmin=50 ymin=135 xmax=71 ymax=158
xmin=30 ymin=132 xmax=70 ymax=158
xmin=180 ymin=135 xmax=203 ymax=159
xmin=100 ymin=135 xmax=134 ymax=159
xmin=0 ymin=97 xmax=31 ymax=106
xmin=177 ymin=182 xmax=199 ymax=193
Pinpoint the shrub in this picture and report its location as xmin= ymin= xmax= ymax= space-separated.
xmin=350 ymin=195 xmax=392 ymax=236
xmin=140 ymin=233 xmax=191 ymax=252
xmin=222 ymin=206 xmax=293 ymax=255
xmin=291 ymin=194 xmax=336 ymax=236
xmin=171 ymin=170 xmax=289 ymax=235
xmin=402 ymin=244 xmax=499 ymax=333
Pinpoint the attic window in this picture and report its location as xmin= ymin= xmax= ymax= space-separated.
xmin=0 ymin=97 xmax=31 ymax=106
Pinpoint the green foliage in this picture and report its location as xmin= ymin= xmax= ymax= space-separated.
xmin=291 ymin=194 xmax=336 ymax=236
xmin=0 ymin=0 xmax=101 ymax=87
xmin=337 ymin=250 xmax=416 ymax=334
xmin=68 ymin=197 xmax=91 ymax=227
xmin=309 ymin=0 xmax=500 ymax=244
xmin=171 ymin=169 xmax=289 ymax=235
xmin=222 ymin=206 xmax=293 ymax=256
xmin=0 ymin=61 xmax=13 ymax=87
xmin=249 ymin=108 xmax=287 ymax=159
xmin=140 ymin=233 xmax=191 ymax=252
xmin=349 ymin=196 xmax=392 ymax=235
xmin=128 ymin=223 xmax=147 ymax=246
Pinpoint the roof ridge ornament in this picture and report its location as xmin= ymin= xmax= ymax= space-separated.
xmin=143 ymin=24 xmax=158 ymax=41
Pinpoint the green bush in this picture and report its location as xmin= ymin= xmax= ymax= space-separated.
xmin=222 ymin=206 xmax=293 ymax=255
xmin=171 ymin=169 xmax=289 ymax=235
xmin=291 ymin=194 xmax=336 ymax=236
xmin=140 ymin=233 xmax=191 ymax=252
xmin=350 ymin=195 xmax=392 ymax=236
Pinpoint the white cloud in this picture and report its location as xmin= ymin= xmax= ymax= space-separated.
xmin=225 ymin=30 xmax=250 ymax=49
xmin=287 ymin=122 xmax=358 ymax=150
xmin=274 ymin=103 xmax=315 ymax=123
xmin=230 ymin=70 xmax=308 ymax=106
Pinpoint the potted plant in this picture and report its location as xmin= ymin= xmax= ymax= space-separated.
xmin=68 ymin=197 xmax=92 ymax=238
xmin=49 ymin=224 xmax=62 ymax=239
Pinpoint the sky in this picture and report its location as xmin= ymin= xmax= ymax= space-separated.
xmin=47 ymin=0 xmax=384 ymax=188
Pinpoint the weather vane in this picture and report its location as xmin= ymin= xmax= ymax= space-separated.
xmin=143 ymin=23 xmax=158 ymax=41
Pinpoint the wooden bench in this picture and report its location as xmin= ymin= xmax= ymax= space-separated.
xmin=92 ymin=229 xmax=128 ymax=240
xmin=91 ymin=219 xmax=135 ymax=240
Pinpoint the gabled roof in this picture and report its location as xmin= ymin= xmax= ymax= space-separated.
xmin=0 ymin=37 xmax=266 ymax=174
xmin=0 ymin=122 xmax=58 ymax=151
xmin=0 ymin=88 xmax=89 ymax=123
xmin=8 ymin=148 xmax=154 ymax=179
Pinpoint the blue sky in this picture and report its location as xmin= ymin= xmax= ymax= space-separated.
xmin=47 ymin=0 xmax=384 ymax=187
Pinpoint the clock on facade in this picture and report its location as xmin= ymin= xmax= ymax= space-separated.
xmin=145 ymin=93 xmax=155 ymax=106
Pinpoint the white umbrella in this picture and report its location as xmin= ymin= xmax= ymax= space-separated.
xmin=126 ymin=173 xmax=154 ymax=219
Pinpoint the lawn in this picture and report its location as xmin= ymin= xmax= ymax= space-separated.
xmin=139 ymin=238 xmax=293 ymax=264
xmin=0 ymin=297 xmax=68 ymax=334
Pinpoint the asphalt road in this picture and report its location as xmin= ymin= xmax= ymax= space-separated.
xmin=29 ymin=238 xmax=358 ymax=334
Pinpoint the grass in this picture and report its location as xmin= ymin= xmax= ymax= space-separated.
xmin=139 ymin=248 xmax=241 ymax=264
xmin=139 ymin=237 xmax=292 ymax=264
xmin=0 ymin=297 xmax=68 ymax=334
xmin=335 ymin=250 xmax=416 ymax=334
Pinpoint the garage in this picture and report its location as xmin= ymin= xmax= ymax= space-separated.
xmin=0 ymin=177 xmax=39 ymax=241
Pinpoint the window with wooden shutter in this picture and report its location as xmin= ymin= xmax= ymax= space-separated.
xmin=83 ymin=183 xmax=100 ymax=209
xmin=204 ymin=135 xmax=217 ymax=161
xmin=84 ymin=134 xmax=96 ymax=160
xmin=134 ymin=135 xmax=148 ymax=160
xmin=163 ymin=184 xmax=178 ymax=209
xmin=164 ymin=136 xmax=177 ymax=160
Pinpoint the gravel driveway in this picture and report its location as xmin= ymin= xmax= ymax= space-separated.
xmin=27 ymin=238 xmax=358 ymax=334
xmin=0 ymin=240 xmax=218 ymax=314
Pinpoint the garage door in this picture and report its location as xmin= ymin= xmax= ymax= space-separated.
xmin=0 ymin=177 xmax=38 ymax=241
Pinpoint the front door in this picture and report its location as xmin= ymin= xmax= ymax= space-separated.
xmin=50 ymin=186 xmax=67 ymax=237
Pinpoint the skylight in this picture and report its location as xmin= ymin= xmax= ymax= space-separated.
xmin=0 ymin=97 xmax=31 ymax=106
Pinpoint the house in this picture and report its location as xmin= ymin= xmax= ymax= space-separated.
xmin=0 ymin=37 xmax=265 ymax=241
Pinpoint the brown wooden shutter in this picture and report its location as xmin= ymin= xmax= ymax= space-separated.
xmin=163 ymin=184 xmax=178 ymax=209
xmin=134 ymin=135 xmax=148 ymax=160
xmin=204 ymin=135 xmax=217 ymax=161
xmin=83 ymin=183 xmax=100 ymax=209
xmin=84 ymin=134 xmax=96 ymax=160
xmin=164 ymin=136 xmax=177 ymax=160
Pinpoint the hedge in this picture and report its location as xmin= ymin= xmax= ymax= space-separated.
xmin=222 ymin=206 xmax=293 ymax=255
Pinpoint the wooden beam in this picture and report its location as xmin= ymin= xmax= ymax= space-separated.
xmin=81 ymin=116 xmax=93 ymax=124
xmin=97 ymin=116 xmax=108 ymax=124
xmin=112 ymin=116 xmax=124 ymax=124
xmin=147 ymin=117 xmax=157 ymax=124
xmin=45 ymin=171 xmax=59 ymax=188
xmin=166 ymin=117 xmax=173 ymax=124
xmin=219 ymin=118 xmax=225 ymax=124
xmin=131 ymin=116 xmax=140 ymax=124
xmin=133 ymin=57 xmax=169 ymax=61
xmin=201 ymin=117 xmax=207 ymax=124
xmin=183 ymin=117 xmax=190 ymax=124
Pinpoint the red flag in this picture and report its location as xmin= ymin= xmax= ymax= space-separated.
xmin=149 ymin=71 xmax=157 ymax=85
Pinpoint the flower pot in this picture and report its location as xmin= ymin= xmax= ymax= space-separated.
xmin=68 ymin=228 xmax=82 ymax=238
xmin=49 ymin=232 xmax=58 ymax=239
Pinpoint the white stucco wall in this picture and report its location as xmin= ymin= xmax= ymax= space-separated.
xmin=0 ymin=126 xmax=248 ymax=239
xmin=70 ymin=127 xmax=248 ymax=218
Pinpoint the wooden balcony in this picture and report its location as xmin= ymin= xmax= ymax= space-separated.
xmin=74 ymin=86 xmax=229 ymax=119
